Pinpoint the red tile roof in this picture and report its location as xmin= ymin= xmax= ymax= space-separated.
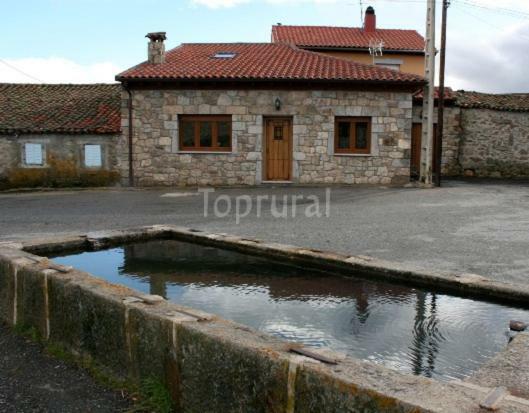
xmin=413 ymin=87 xmax=455 ymax=102
xmin=455 ymin=91 xmax=529 ymax=112
xmin=116 ymin=42 xmax=424 ymax=84
xmin=272 ymin=25 xmax=425 ymax=52
xmin=0 ymin=84 xmax=121 ymax=134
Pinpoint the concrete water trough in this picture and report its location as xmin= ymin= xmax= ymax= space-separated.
xmin=1 ymin=225 xmax=529 ymax=412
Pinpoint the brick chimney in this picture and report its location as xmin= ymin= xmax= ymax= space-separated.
xmin=364 ymin=6 xmax=376 ymax=32
xmin=146 ymin=32 xmax=167 ymax=64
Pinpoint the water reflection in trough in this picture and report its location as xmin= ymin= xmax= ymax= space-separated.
xmin=51 ymin=240 xmax=529 ymax=381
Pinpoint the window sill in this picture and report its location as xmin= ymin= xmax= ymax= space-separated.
xmin=333 ymin=153 xmax=374 ymax=157
xmin=20 ymin=164 xmax=47 ymax=168
xmin=177 ymin=151 xmax=235 ymax=154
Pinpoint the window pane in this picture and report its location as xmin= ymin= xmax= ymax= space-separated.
xmin=337 ymin=122 xmax=350 ymax=149
xmin=84 ymin=144 xmax=102 ymax=167
xmin=376 ymin=63 xmax=400 ymax=71
xmin=25 ymin=143 xmax=43 ymax=165
xmin=274 ymin=126 xmax=283 ymax=140
xmin=182 ymin=122 xmax=195 ymax=147
xmin=217 ymin=121 xmax=230 ymax=148
xmin=355 ymin=122 xmax=369 ymax=149
xmin=200 ymin=122 xmax=212 ymax=147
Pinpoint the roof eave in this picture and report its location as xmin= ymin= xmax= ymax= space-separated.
xmin=0 ymin=129 xmax=121 ymax=135
xmin=298 ymin=45 xmax=425 ymax=55
xmin=116 ymin=76 xmax=424 ymax=86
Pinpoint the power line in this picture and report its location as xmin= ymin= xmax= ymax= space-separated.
xmin=454 ymin=0 xmax=529 ymax=20
xmin=453 ymin=3 xmax=529 ymax=40
xmin=0 ymin=59 xmax=43 ymax=83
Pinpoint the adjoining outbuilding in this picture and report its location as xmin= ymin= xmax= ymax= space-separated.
xmin=0 ymin=83 xmax=121 ymax=189
xmin=456 ymin=91 xmax=529 ymax=178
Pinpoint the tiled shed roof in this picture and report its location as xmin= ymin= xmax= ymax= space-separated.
xmin=271 ymin=25 xmax=425 ymax=52
xmin=413 ymin=87 xmax=456 ymax=102
xmin=455 ymin=91 xmax=529 ymax=112
xmin=0 ymin=83 xmax=121 ymax=134
xmin=116 ymin=42 xmax=424 ymax=84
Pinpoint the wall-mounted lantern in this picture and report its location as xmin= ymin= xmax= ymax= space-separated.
xmin=274 ymin=97 xmax=281 ymax=111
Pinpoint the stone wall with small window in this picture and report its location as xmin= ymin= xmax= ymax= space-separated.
xmin=120 ymin=89 xmax=413 ymax=186
xmin=0 ymin=134 xmax=120 ymax=189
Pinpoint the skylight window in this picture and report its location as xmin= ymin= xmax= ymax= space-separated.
xmin=213 ymin=52 xmax=237 ymax=59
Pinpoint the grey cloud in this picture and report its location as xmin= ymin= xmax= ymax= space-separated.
xmin=445 ymin=22 xmax=529 ymax=93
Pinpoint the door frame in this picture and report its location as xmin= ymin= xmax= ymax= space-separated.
xmin=263 ymin=116 xmax=293 ymax=182
xmin=411 ymin=122 xmax=438 ymax=180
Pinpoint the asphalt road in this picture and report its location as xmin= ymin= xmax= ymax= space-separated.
xmin=1 ymin=179 xmax=529 ymax=285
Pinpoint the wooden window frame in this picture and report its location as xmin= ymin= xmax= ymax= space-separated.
xmin=178 ymin=115 xmax=232 ymax=152
xmin=334 ymin=117 xmax=372 ymax=155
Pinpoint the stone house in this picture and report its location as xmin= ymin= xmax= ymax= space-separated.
xmin=0 ymin=84 xmax=121 ymax=189
xmin=116 ymin=34 xmax=425 ymax=186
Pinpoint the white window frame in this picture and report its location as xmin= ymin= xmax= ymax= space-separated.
xmin=24 ymin=143 xmax=44 ymax=166
xmin=376 ymin=63 xmax=401 ymax=71
xmin=84 ymin=144 xmax=103 ymax=168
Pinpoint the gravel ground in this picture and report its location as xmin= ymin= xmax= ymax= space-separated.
xmin=0 ymin=323 xmax=131 ymax=413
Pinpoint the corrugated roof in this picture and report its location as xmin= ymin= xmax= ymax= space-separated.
xmin=116 ymin=42 xmax=424 ymax=84
xmin=0 ymin=83 xmax=121 ymax=134
xmin=271 ymin=25 xmax=425 ymax=52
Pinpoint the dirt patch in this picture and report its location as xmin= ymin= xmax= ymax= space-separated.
xmin=0 ymin=322 xmax=131 ymax=412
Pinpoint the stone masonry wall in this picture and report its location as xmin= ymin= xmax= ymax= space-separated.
xmin=0 ymin=134 xmax=119 ymax=188
xmin=412 ymin=105 xmax=462 ymax=176
xmin=120 ymin=89 xmax=413 ymax=186
xmin=0 ymin=134 xmax=118 ymax=173
xmin=459 ymin=108 xmax=529 ymax=178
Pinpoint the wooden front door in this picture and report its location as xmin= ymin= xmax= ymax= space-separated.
xmin=265 ymin=118 xmax=292 ymax=181
xmin=411 ymin=123 xmax=438 ymax=179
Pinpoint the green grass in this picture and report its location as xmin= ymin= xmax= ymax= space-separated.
xmin=126 ymin=377 xmax=174 ymax=413
xmin=13 ymin=323 xmax=41 ymax=342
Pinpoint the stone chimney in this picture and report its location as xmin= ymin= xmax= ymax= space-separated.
xmin=364 ymin=6 xmax=376 ymax=32
xmin=146 ymin=32 xmax=167 ymax=64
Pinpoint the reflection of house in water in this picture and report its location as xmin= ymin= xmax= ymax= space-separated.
xmin=123 ymin=240 xmax=442 ymax=375
xmin=122 ymin=240 xmax=415 ymax=303
xmin=410 ymin=292 xmax=440 ymax=378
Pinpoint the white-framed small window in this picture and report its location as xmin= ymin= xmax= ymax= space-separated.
xmin=374 ymin=58 xmax=403 ymax=72
xmin=24 ymin=143 xmax=43 ymax=165
xmin=376 ymin=63 xmax=400 ymax=71
xmin=84 ymin=144 xmax=102 ymax=167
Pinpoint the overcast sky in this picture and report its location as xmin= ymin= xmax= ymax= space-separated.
xmin=1 ymin=0 xmax=528 ymax=93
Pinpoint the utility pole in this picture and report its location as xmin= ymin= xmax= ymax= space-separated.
xmin=420 ymin=0 xmax=436 ymax=186
xmin=435 ymin=0 xmax=450 ymax=187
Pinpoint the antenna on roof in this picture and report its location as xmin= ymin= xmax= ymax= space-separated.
xmin=368 ymin=39 xmax=384 ymax=64
xmin=359 ymin=0 xmax=364 ymax=25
